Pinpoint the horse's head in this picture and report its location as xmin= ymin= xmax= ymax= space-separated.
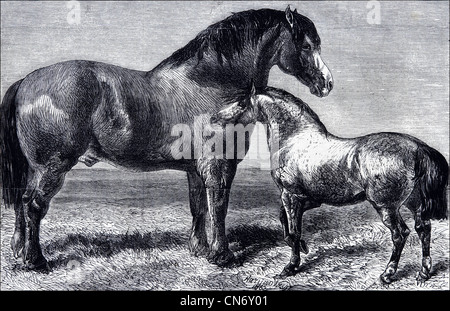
xmin=211 ymin=83 xmax=262 ymax=126
xmin=276 ymin=6 xmax=333 ymax=97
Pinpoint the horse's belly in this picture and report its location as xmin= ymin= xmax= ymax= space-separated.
xmin=291 ymin=170 xmax=364 ymax=205
xmin=78 ymin=144 xmax=191 ymax=171
xmin=307 ymin=184 xmax=366 ymax=205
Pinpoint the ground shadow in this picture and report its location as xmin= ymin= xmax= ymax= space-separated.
xmin=15 ymin=225 xmax=283 ymax=271
xmin=297 ymin=241 xmax=383 ymax=274
xmin=42 ymin=230 xmax=189 ymax=270
xmin=227 ymin=224 xmax=284 ymax=265
xmin=394 ymin=257 xmax=450 ymax=282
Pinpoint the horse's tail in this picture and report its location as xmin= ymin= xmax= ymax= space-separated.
xmin=415 ymin=144 xmax=449 ymax=221
xmin=0 ymin=79 xmax=28 ymax=209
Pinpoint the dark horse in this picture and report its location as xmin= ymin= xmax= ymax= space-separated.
xmin=0 ymin=7 xmax=333 ymax=270
xmin=213 ymin=86 xmax=448 ymax=283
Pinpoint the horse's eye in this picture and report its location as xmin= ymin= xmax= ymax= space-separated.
xmin=302 ymin=44 xmax=311 ymax=51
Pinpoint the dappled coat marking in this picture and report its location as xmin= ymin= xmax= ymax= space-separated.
xmin=213 ymin=86 xmax=448 ymax=283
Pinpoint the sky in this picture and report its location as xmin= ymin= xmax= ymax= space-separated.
xmin=1 ymin=1 xmax=448 ymax=169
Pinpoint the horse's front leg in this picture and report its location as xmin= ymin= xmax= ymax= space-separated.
xmin=280 ymin=205 xmax=309 ymax=253
xmin=198 ymin=158 xmax=237 ymax=266
xmin=186 ymin=170 xmax=209 ymax=257
xmin=279 ymin=205 xmax=292 ymax=246
xmin=279 ymin=191 xmax=306 ymax=277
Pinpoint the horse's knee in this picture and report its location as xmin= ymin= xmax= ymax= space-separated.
xmin=402 ymin=226 xmax=411 ymax=237
xmin=391 ymin=228 xmax=408 ymax=246
xmin=396 ymin=224 xmax=410 ymax=242
xmin=23 ymin=190 xmax=48 ymax=221
xmin=415 ymin=219 xmax=431 ymax=235
xmin=203 ymin=176 xmax=230 ymax=190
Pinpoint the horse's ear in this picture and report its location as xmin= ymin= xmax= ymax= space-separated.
xmin=210 ymin=100 xmax=249 ymax=125
xmin=285 ymin=5 xmax=295 ymax=29
xmin=250 ymin=81 xmax=256 ymax=98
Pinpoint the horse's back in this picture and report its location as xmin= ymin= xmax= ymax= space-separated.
xmin=13 ymin=60 xmax=204 ymax=170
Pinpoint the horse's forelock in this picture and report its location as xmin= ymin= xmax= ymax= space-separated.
xmin=293 ymin=13 xmax=321 ymax=46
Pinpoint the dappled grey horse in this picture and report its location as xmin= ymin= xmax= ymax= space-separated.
xmin=213 ymin=86 xmax=448 ymax=283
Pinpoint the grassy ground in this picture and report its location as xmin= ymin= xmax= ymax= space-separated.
xmin=1 ymin=168 xmax=448 ymax=290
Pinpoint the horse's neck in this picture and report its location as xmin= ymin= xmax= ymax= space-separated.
xmin=252 ymin=26 xmax=283 ymax=86
xmin=258 ymin=97 xmax=328 ymax=144
xmin=180 ymin=26 xmax=281 ymax=89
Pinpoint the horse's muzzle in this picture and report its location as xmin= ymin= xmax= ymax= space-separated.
xmin=311 ymin=76 xmax=333 ymax=97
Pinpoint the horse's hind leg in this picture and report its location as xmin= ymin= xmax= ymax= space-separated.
xmin=187 ymin=170 xmax=208 ymax=256
xmin=11 ymin=201 xmax=26 ymax=259
xmin=375 ymin=206 xmax=410 ymax=284
xmin=413 ymin=211 xmax=432 ymax=283
xmin=404 ymin=191 xmax=432 ymax=283
xmin=22 ymin=156 xmax=76 ymax=271
xmin=279 ymin=206 xmax=291 ymax=246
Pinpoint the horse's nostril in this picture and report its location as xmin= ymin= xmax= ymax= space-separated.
xmin=328 ymin=80 xmax=333 ymax=91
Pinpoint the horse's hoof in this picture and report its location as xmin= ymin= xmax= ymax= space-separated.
xmin=278 ymin=268 xmax=295 ymax=278
xmin=274 ymin=272 xmax=288 ymax=279
xmin=11 ymin=233 xmax=25 ymax=259
xmin=379 ymin=273 xmax=394 ymax=285
xmin=207 ymin=249 xmax=235 ymax=267
xmin=416 ymin=271 xmax=430 ymax=285
xmin=277 ymin=269 xmax=293 ymax=279
xmin=278 ymin=263 xmax=301 ymax=278
xmin=25 ymin=257 xmax=51 ymax=273
xmin=12 ymin=244 xmax=24 ymax=259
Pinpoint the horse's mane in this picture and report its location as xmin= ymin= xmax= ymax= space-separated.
xmin=164 ymin=8 xmax=320 ymax=67
xmin=264 ymin=87 xmax=327 ymax=131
